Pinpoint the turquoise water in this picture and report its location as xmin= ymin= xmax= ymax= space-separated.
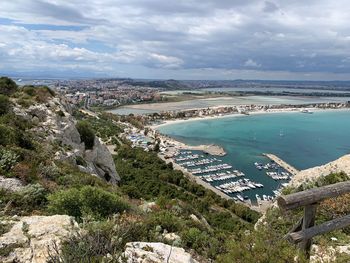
xmin=158 ymin=110 xmax=350 ymax=200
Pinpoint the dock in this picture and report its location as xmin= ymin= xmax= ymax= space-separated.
xmin=263 ymin=153 xmax=299 ymax=176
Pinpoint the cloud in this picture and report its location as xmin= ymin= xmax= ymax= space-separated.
xmin=0 ymin=0 xmax=350 ymax=79
xmin=244 ymin=59 xmax=261 ymax=68
xmin=263 ymin=1 xmax=279 ymax=13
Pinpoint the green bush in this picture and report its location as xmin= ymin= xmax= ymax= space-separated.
xmin=0 ymin=184 xmax=48 ymax=215
xmin=0 ymin=125 xmax=16 ymax=146
xmin=0 ymin=95 xmax=10 ymax=115
xmin=0 ymin=148 xmax=19 ymax=172
xmin=76 ymin=121 xmax=95 ymax=150
xmin=0 ymin=77 xmax=17 ymax=96
xmin=146 ymin=211 xmax=182 ymax=233
xmin=47 ymin=186 xmax=129 ymax=220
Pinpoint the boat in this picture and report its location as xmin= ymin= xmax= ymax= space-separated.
xmin=301 ymin=109 xmax=313 ymax=114
xmin=236 ymin=194 xmax=244 ymax=202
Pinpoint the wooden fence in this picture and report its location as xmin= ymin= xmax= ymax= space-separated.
xmin=277 ymin=181 xmax=350 ymax=258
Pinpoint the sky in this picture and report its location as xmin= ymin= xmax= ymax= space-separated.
xmin=1 ymin=0 xmax=350 ymax=80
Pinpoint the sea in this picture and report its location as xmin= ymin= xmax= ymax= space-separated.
xmin=157 ymin=109 xmax=350 ymax=202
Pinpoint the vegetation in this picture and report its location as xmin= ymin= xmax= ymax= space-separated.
xmin=47 ymin=186 xmax=129 ymax=221
xmin=0 ymin=77 xmax=17 ymax=95
xmin=0 ymin=95 xmax=11 ymax=115
xmin=76 ymin=121 xmax=95 ymax=149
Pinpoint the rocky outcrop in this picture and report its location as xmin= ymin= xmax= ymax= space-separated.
xmin=123 ymin=242 xmax=199 ymax=263
xmin=290 ymin=154 xmax=350 ymax=186
xmin=0 ymin=215 xmax=80 ymax=263
xmin=12 ymin=97 xmax=120 ymax=183
xmin=0 ymin=176 xmax=24 ymax=192
xmin=83 ymin=137 xmax=119 ymax=184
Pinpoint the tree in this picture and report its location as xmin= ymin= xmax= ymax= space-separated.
xmin=0 ymin=95 xmax=10 ymax=115
xmin=0 ymin=77 xmax=18 ymax=95
xmin=76 ymin=121 xmax=95 ymax=150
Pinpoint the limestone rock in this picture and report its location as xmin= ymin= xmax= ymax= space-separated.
xmin=84 ymin=137 xmax=119 ymax=183
xmin=139 ymin=201 xmax=157 ymax=213
xmin=123 ymin=242 xmax=198 ymax=263
xmin=290 ymin=154 xmax=350 ymax=186
xmin=12 ymin=96 xmax=120 ymax=183
xmin=0 ymin=176 xmax=24 ymax=192
xmin=0 ymin=215 xmax=80 ymax=263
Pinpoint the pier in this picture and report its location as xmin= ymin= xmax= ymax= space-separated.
xmin=263 ymin=153 xmax=299 ymax=176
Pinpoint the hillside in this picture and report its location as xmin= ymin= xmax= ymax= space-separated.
xmin=0 ymin=77 xmax=349 ymax=262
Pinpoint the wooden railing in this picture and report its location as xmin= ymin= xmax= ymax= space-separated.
xmin=277 ymin=181 xmax=350 ymax=258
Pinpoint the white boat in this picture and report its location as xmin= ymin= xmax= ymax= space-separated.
xmin=301 ymin=109 xmax=313 ymax=114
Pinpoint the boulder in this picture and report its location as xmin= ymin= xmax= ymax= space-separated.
xmin=123 ymin=242 xmax=198 ymax=263
xmin=0 ymin=215 xmax=80 ymax=263
xmin=84 ymin=137 xmax=120 ymax=183
xmin=0 ymin=176 xmax=24 ymax=192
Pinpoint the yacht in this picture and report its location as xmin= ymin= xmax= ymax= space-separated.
xmin=301 ymin=109 xmax=313 ymax=114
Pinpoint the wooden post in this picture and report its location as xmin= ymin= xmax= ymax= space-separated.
xmin=299 ymin=204 xmax=317 ymax=258
xmin=278 ymin=181 xmax=350 ymax=259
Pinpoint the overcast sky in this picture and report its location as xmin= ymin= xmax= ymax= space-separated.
xmin=1 ymin=0 xmax=350 ymax=80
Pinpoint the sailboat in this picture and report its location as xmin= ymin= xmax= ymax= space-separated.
xmin=279 ymin=129 xmax=284 ymax=137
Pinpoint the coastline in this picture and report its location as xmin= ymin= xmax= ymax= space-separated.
xmin=150 ymin=107 xmax=350 ymax=129
xmin=147 ymin=106 xmax=350 ymax=213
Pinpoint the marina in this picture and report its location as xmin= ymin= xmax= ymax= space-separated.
xmin=172 ymin=150 xmax=267 ymax=203
xmin=157 ymin=109 xmax=350 ymax=206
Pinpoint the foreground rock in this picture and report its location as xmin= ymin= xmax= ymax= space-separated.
xmin=123 ymin=242 xmax=199 ymax=263
xmin=0 ymin=215 xmax=80 ymax=263
xmin=290 ymin=154 xmax=350 ymax=186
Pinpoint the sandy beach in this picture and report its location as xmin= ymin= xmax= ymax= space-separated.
xmin=150 ymin=107 xmax=306 ymax=129
xmin=150 ymin=107 xmax=350 ymax=129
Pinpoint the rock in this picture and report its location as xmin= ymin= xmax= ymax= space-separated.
xmin=163 ymin=233 xmax=181 ymax=243
xmin=84 ymin=137 xmax=120 ymax=183
xmin=123 ymin=242 xmax=199 ymax=263
xmin=13 ymin=96 xmax=120 ymax=183
xmin=0 ymin=176 xmax=24 ymax=192
xmin=27 ymin=105 xmax=49 ymax=122
xmin=190 ymin=214 xmax=201 ymax=224
xmin=290 ymin=154 xmax=350 ymax=186
xmin=139 ymin=201 xmax=157 ymax=213
xmin=0 ymin=215 xmax=80 ymax=263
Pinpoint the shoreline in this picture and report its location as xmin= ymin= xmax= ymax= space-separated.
xmin=147 ymin=106 xmax=350 ymax=213
xmin=150 ymin=107 xmax=350 ymax=129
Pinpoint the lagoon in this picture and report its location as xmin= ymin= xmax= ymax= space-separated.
xmin=110 ymin=95 xmax=350 ymax=115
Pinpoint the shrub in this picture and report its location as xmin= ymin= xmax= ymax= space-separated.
xmin=48 ymin=215 xmax=147 ymax=262
xmin=35 ymin=86 xmax=55 ymax=102
xmin=0 ymin=125 xmax=16 ymax=146
xmin=0 ymin=148 xmax=19 ymax=172
xmin=76 ymin=121 xmax=95 ymax=150
xmin=0 ymin=77 xmax=17 ymax=95
xmin=146 ymin=211 xmax=182 ymax=233
xmin=47 ymin=186 xmax=129 ymax=220
xmin=0 ymin=95 xmax=10 ymax=115
xmin=0 ymin=184 xmax=48 ymax=215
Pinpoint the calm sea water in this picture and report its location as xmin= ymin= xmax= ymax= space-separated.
xmin=158 ymin=110 xmax=350 ymax=200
